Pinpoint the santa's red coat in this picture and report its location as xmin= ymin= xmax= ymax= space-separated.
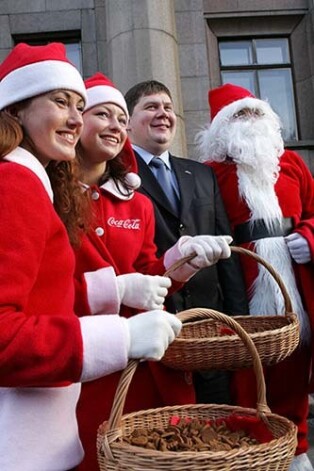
xmin=206 ymin=149 xmax=314 ymax=454
xmin=206 ymin=150 xmax=314 ymax=350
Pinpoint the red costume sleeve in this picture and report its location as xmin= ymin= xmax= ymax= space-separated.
xmin=0 ymin=163 xmax=83 ymax=387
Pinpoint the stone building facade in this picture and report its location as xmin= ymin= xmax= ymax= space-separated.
xmin=0 ymin=0 xmax=313 ymax=169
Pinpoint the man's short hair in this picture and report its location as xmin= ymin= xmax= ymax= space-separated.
xmin=125 ymin=80 xmax=172 ymax=116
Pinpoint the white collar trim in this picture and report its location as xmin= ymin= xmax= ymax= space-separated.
xmin=100 ymin=178 xmax=134 ymax=200
xmin=82 ymin=177 xmax=135 ymax=201
xmin=4 ymin=147 xmax=54 ymax=202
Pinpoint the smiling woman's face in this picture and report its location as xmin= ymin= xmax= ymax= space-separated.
xmin=15 ymin=89 xmax=84 ymax=167
xmin=79 ymin=102 xmax=128 ymax=165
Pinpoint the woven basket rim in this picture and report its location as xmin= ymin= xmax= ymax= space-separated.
xmin=106 ymin=401 xmax=294 ymax=428
xmin=99 ymin=404 xmax=297 ymax=458
xmin=173 ymin=314 xmax=298 ymax=343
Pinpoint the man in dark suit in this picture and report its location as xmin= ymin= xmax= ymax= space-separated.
xmin=125 ymin=80 xmax=248 ymax=404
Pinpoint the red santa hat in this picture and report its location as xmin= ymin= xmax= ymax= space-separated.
xmin=0 ymin=42 xmax=87 ymax=110
xmin=84 ymin=72 xmax=128 ymax=117
xmin=208 ymin=83 xmax=270 ymax=124
xmin=196 ymin=83 xmax=283 ymax=162
xmin=120 ymin=138 xmax=141 ymax=190
xmin=84 ymin=72 xmax=140 ymax=191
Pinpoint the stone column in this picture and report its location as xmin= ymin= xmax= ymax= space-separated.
xmin=104 ymin=0 xmax=187 ymax=156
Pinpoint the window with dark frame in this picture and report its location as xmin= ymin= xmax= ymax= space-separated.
xmin=219 ymin=38 xmax=298 ymax=142
xmin=13 ymin=32 xmax=82 ymax=74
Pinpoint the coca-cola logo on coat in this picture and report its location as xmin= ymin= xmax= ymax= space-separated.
xmin=107 ymin=217 xmax=141 ymax=230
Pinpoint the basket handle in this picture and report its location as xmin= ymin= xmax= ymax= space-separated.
xmin=106 ymin=308 xmax=271 ymax=433
xmin=164 ymin=245 xmax=293 ymax=314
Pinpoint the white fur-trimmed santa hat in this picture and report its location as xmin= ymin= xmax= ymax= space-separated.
xmin=84 ymin=72 xmax=128 ymax=117
xmin=196 ymin=83 xmax=282 ymax=162
xmin=209 ymin=83 xmax=255 ymax=120
xmin=208 ymin=83 xmax=277 ymax=125
xmin=0 ymin=42 xmax=87 ymax=110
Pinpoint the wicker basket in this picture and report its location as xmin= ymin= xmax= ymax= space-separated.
xmin=161 ymin=245 xmax=300 ymax=370
xmin=97 ymin=311 xmax=297 ymax=470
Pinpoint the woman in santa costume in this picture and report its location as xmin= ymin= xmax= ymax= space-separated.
xmin=0 ymin=43 xmax=187 ymax=471
xmin=197 ymin=83 xmax=314 ymax=471
xmin=74 ymin=72 xmax=233 ymax=471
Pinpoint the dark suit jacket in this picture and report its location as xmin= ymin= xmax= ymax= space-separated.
xmin=135 ymin=151 xmax=248 ymax=315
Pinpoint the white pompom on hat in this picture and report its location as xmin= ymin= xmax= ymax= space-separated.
xmin=121 ymin=137 xmax=141 ymax=190
xmin=0 ymin=42 xmax=87 ymax=110
xmin=124 ymin=171 xmax=141 ymax=190
xmin=84 ymin=72 xmax=129 ymax=117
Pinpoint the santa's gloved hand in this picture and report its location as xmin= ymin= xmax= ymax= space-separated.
xmin=117 ymin=273 xmax=171 ymax=310
xmin=289 ymin=452 xmax=314 ymax=471
xmin=164 ymin=235 xmax=232 ymax=282
xmin=285 ymin=232 xmax=311 ymax=264
xmin=127 ymin=310 xmax=182 ymax=360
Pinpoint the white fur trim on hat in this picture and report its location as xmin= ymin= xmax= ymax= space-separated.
xmin=0 ymin=60 xmax=87 ymax=109
xmin=212 ymin=96 xmax=278 ymax=127
xmin=85 ymin=85 xmax=129 ymax=117
xmin=0 ymin=60 xmax=87 ymax=110
xmin=196 ymin=96 xmax=282 ymax=163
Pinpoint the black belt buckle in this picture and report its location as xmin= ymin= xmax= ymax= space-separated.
xmin=234 ymin=217 xmax=293 ymax=245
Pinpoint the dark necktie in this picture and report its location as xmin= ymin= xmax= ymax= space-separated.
xmin=149 ymin=157 xmax=179 ymax=214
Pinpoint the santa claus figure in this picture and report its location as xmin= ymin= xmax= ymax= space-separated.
xmin=197 ymin=83 xmax=314 ymax=471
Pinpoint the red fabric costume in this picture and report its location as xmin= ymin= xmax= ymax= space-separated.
xmin=0 ymin=43 xmax=136 ymax=471
xmin=206 ymin=151 xmax=314 ymax=455
xmin=75 ymin=137 xmax=194 ymax=471
xmin=199 ymin=84 xmax=314 ymax=462
xmin=0 ymin=148 xmax=131 ymax=471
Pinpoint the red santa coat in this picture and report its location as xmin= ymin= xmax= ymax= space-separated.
xmin=0 ymin=147 xmax=131 ymax=471
xmin=206 ymin=149 xmax=314 ymax=454
xmin=206 ymin=150 xmax=314 ymax=340
xmin=74 ymin=146 xmax=195 ymax=471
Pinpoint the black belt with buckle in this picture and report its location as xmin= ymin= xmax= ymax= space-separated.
xmin=234 ymin=217 xmax=293 ymax=245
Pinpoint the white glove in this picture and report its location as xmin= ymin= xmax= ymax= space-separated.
xmin=127 ymin=310 xmax=182 ymax=360
xmin=285 ymin=232 xmax=311 ymax=264
xmin=164 ymin=235 xmax=232 ymax=282
xmin=117 ymin=273 xmax=171 ymax=310
xmin=180 ymin=235 xmax=232 ymax=268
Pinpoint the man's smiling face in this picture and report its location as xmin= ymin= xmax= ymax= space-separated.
xmin=127 ymin=92 xmax=177 ymax=156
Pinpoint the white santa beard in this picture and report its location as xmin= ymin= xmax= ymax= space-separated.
xmin=251 ymin=238 xmax=310 ymax=344
xmin=237 ymin=167 xmax=282 ymax=230
xmin=225 ymin=118 xmax=282 ymax=166
xmin=230 ymin=118 xmax=282 ymax=228
xmin=231 ymin=123 xmax=310 ymax=343
xmin=197 ymin=108 xmax=284 ymax=165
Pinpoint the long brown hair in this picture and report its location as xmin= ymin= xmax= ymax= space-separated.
xmin=46 ymin=159 xmax=91 ymax=246
xmin=76 ymin=143 xmax=134 ymax=198
xmin=0 ymin=111 xmax=23 ymax=156
xmin=0 ymin=108 xmax=91 ymax=246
